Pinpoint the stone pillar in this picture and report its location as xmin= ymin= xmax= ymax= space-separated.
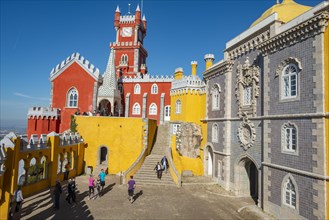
xmin=93 ymin=81 xmax=98 ymax=111
xmin=160 ymin=93 xmax=165 ymax=124
xmin=142 ymin=93 xmax=148 ymax=118
xmin=125 ymin=93 xmax=131 ymax=118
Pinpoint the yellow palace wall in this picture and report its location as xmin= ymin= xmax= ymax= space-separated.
xmin=170 ymin=90 xmax=207 ymax=176
xmin=75 ymin=116 xmax=157 ymax=175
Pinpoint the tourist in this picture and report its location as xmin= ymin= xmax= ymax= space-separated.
xmin=64 ymin=162 xmax=71 ymax=180
xmin=161 ymin=156 xmax=169 ymax=173
xmin=88 ymin=175 xmax=95 ymax=200
xmin=14 ymin=185 xmax=24 ymax=212
xmin=127 ymin=176 xmax=136 ymax=203
xmin=74 ymin=109 xmax=80 ymax=115
xmin=99 ymin=169 xmax=106 ymax=194
xmin=54 ymin=180 xmax=62 ymax=210
xmin=154 ymin=162 xmax=162 ymax=179
xmin=95 ymin=176 xmax=101 ymax=199
xmin=71 ymin=177 xmax=77 ymax=202
xmin=66 ymin=179 xmax=74 ymax=204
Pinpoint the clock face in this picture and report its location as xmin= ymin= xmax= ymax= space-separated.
xmin=122 ymin=27 xmax=132 ymax=37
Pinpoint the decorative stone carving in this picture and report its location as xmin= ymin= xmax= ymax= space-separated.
xmin=176 ymin=122 xmax=202 ymax=158
xmin=235 ymin=57 xmax=260 ymax=117
xmin=237 ymin=113 xmax=256 ymax=150
xmin=275 ymin=57 xmax=302 ymax=77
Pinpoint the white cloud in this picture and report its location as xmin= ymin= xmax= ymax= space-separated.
xmin=13 ymin=92 xmax=49 ymax=101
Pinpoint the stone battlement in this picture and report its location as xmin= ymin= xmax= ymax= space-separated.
xmin=171 ymin=75 xmax=205 ymax=90
xmin=122 ymin=74 xmax=173 ymax=83
xmin=27 ymin=107 xmax=60 ymax=119
xmin=110 ymin=41 xmax=141 ymax=47
xmin=50 ymin=52 xmax=100 ymax=80
xmin=120 ymin=15 xmax=135 ymax=23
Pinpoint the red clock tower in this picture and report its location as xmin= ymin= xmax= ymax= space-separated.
xmin=111 ymin=5 xmax=148 ymax=79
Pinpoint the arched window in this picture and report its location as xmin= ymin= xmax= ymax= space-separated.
xmin=175 ymin=100 xmax=181 ymax=114
xmin=282 ymin=122 xmax=297 ymax=153
xmin=18 ymin=159 xmax=26 ymax=185
xmin=151 ymin=84 xmax=158 ymax=94
xmin=40 ymin=156 xmax=47 ymax=179
xmin=134 ymin=84 xmax=141 ymax=94
xmin=282 ymin=64 xmax=298 ymax=99
xmin=67 ymin=88 xmax=78 ymax=107
xmin=212 ymin=124 xmax=218 ymax=142
xmin=132 ymin=103 xmax=141 ymax=115
xmin=283 ymin=178 xmax=297 ymax=209
xmin=149 ymin=103 xmax=157 ymax=115
xmin=121 ymin=54 xmax=128 ymax=65
xmin=212 ymin=84 xmax=220 ymax=110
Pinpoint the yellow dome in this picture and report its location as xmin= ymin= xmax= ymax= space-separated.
xmin=250 ymin=0 xmax=311 ymax=27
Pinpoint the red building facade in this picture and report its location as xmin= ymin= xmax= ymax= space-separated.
xmin=26 ymin=4 xmax=172 ymax=138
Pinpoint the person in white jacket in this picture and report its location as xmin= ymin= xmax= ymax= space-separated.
xmin=15 ymin=185 xmax=24 ymax=212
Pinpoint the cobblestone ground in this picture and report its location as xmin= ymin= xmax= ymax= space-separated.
xmin=15 ymin=175 xmax=258 ymax=220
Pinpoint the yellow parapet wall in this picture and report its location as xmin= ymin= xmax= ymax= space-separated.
xmin=75 ymin=116 xmax=156 ymax=175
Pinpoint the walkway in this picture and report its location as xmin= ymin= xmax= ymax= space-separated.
xmin=17 ymin=175 xmax=264 ymax=220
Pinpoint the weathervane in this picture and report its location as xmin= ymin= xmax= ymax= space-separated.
xmin=128 ymin=3 xmax=131 ymax=14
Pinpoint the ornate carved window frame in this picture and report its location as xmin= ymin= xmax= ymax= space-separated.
xmin=210 ymin=83 xmax=221 ymax=111
xmin=281 ymin=122 xmax=298 ymax=155
xmin=276 ymin=58 xmax=302 ymax=102
xmin=235 ymin=57 xmax=260 ymax=117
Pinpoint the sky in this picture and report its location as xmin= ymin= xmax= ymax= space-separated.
xmin=0 ymin=0 xmax=323 ymax=128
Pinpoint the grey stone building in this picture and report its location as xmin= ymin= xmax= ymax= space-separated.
xmin=202 ymin=1 xmax=329 ymax=219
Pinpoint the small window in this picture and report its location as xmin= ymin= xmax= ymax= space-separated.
xmin=212 ymin=124 xmax=218 ymax=142
xmin=212 ymin=86 xmax=220 ymax=110
xmin=243 ymin=86 xmax=252 ymax=105
xmin=284 ymin=178 xmax=296 ymax=209
xmin=282 ymin=64 xmax=298 ymax=99
xmin=67 ymin=88 xmax=78 ymax=107
xmin=149 ymin=103 xmax=157 ymax=115
xmin=151 ymin=84 xmax=158 ymax=94
xmin=172 ymin=124 xmax=180 ymax=135
xmin=134 ymin=84 xmax=141 ymax=94
xmin=121 ymin=54 xmax=128 ymax=65
xmin=175 ymin=100 xmax=181 ymax=114
xmin=282 ymin=123 xmax=297 ymax=153
xmin=132 ymin=103 xmax=141 ymax=115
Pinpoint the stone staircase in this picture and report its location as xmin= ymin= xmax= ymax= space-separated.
xmin=133 ymin=123 xmax=175 ymax=186
xmin=92 ymin=163 xmax=108 ymax=177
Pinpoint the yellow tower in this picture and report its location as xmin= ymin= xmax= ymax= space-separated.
xmin=170 ymin=60 xmax=207 ymax=177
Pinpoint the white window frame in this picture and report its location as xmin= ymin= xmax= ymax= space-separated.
xmin=67 ymin=88 xmax=78 ymax=108
xmin=281 ymin=64 xmax=298 ymax=99
xmin=149 ymin=103 xmax=157 ymax=115
xmin=132 ymin=103 xmax=141 ymax=115
xmin=175 ymin=100 xmax=181 ymax=114
xmin=283 ymin=178 xmax=297 ymax=209
xmin=212 ymin=123 xmax=218 ymax=142
xmin=172 ymin=124 xmax=180 ymax=135
xmin=121 ymin=54 xmax=128 ymax=65
xmin=134 ymin=84 xmax=141 ymax=94
xmin=281 ymin=122 xmax=298 ymax=154
xmin=211 ymin=85 xmax=220 ymax=110
xmin=151 ymin=84 xmax=158 ymax=94
xmin=243 ymin=86 xmax=252 ymax=106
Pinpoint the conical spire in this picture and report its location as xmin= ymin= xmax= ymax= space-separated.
xmin=98 ymin=49 xmax=118 ymax=97
xmin=116 ymin=5 xmax=120 ymax=12
xmin=142 ymin=14 xmax=146 ymax=21
xmin=136 ymin=4 xmax=140 ymax=11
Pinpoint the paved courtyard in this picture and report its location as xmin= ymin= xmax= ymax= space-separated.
xmin=15 ymin=175 xmax=266 ymax=220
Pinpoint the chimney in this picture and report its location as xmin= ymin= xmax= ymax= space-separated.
xmin=174 ymin=67 xmax=183 ymax=80
xmin=204 ymin=54 xmax=215 ymax=70
xmin=191 ymin=61 xmax=197 ymax=76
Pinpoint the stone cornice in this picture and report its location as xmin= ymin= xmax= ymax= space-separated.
xmin=203 ymin=60 xmax=234 ymax=80
xmin=257 ymin=11 xmax=329 ymax=56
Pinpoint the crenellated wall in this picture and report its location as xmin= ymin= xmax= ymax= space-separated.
xmin=0 ymin=132 xmax=85 ymax=219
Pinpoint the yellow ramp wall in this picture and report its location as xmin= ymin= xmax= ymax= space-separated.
xmin=75 ymin=116 xmax=146 ymax=174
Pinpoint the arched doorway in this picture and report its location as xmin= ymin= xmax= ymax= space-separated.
xmin=235 ymin=157 xmax=259 ymax=204
xmin=205 ymin=146 xmax=213 ymax=177
xmin=98 ymin=146 xmax=108 ymax=165
xmin=98 ymin=99 xmax=111 ymax=116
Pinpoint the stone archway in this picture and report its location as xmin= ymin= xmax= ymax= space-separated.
xmin=98 ymin=146 xmax=109 ymax=165
xmin=98 ymin=99 xmax=111 ymax=116
xmin=234 ymin=156 xmax=259 ymax=204
xmin=204 ymin=145 xmax=214 ymax=177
